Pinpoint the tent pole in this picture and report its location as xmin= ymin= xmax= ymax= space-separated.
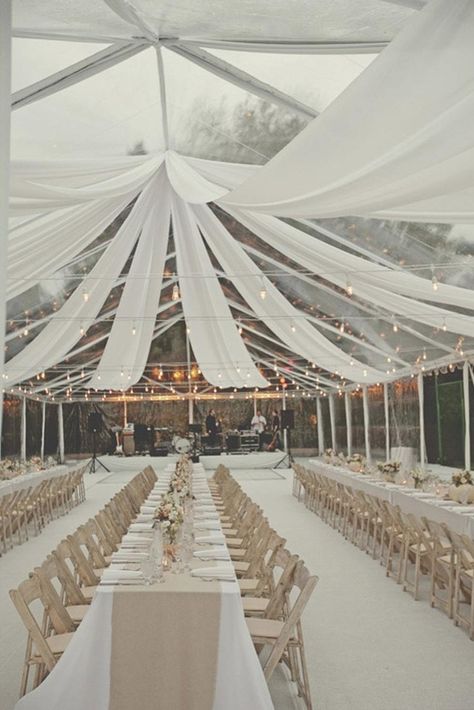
xmin=40 ymin=401 xmax=46 ymax=461
xmin=186 ymin=329 xmax=193 ymax=425
xmin=0 ymin=0 xmax=12 ymax=460
xmin=384 ymin=382 xmax=390 ymax=461
xmin=155 ymin=45 xmax=170 ymax=149
xmin=417 ymin=372 xmax=426 ymax=469
xmin=58 ymin=402 xmax=65 ymax=464
xmin=282 ymin=388 xmax=288 ymax=452
xmin=328 ymin=393 xmax=336 ymax=451
xmin=463 ymin=361 xmax=471 ymax=471
xmin=123 ymin=398 xmax=128 ymax=427
xmin=316 ymin=396 xmax=324 ymax=455
xmin=362 ymin=386 xmax=371 ymax=463
xmin=20 ymin=395 xmax=26 ymax=462
xmin=344 ymin=392 xmax=352 ymax=456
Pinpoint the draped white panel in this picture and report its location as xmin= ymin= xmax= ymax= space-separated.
xmin=226 ymin=208 xmax=474 ymax=338
xmin=88 ymin=172 xmax=170 ymax=389
xmin=8 ymin=193 xmax=135 ymax=298
xmin=165 ymin=151 xmax=228 ymax=204
xmin=10 ymin=155 xmax=162 ymax=215
xmin=5 ymin=181 xmax=156 ymax=384
xmin=193 ymin=202 xmax=386 ymax=383
xmin=224 ymin=0 xmax=474 ymax=223
xmin=170 ymin=192 xmax=267 ymax=388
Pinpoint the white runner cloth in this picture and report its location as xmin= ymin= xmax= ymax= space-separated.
xmin=0 ymin=464 xmax=68 ymax=496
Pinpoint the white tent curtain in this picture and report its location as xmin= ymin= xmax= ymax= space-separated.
xmin=224 ymin=0 xmax=474 ymax=223
xmin=170 ymin=192 xmax=267 ymax=388
xmin=88 ymin=172 xmax=170 ymax=390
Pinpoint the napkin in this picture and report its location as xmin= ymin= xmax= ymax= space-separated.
xmin=195 ymin=520 xmax=221 ymax=530
xmin=112 ymin=551 xmax=148 ymax=562
xmin=141 ymin=505 xmax=157 ymax=514
xmin=129 ymin=522 xmax=154 ymax=532
xmin=135 ymin=514 xmax=154 ymax=523
xmin=195 ymin=512 xmax=219 ymax=521
xmin=191 ymin=566 xmax=235 ymax=581
xmin=193 ymin=548 xmax=230 ymax=561
xmin=101 ymin=569 xmax=143 ymax=583
xmin=195 ymin=533 xmax=226 ymax=544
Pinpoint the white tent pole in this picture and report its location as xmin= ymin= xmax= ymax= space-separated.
xmin=155 ymin=45 xmax=170 ymax=149
xmin=316 ymin=396 xmax=325 ymax=455
xmin=344 ymin=392 xmax=352 ymax=456
xmin=40 ymin=401 xmax=46 ymax=461
xmin=417 ymin=372 xmax=426 ymax=469
xmin=20 ymin=395 xmax=27 ymax=462
xmin=362 ymin=386 xmax=371 ymax=462
xmin=282 ymin=387 xmax=288 ymax=452
xmin=123 ymin=399 xmax=128 ymax=427
xmin=0 ymin=0 xmax=12 ymax=460
xmin=58 ymin=402 xmax=65 ymax=464
xmin=328 ymin=393 xmax=336 ymax=451
xmin=168 ymin=44 xmax=318 ymax=121
xmin=384 ymin=382 xmax=390 ymax=461
xmin=186 ymin=329 xmax=193 ymax=425
xmin=463 ymin=361 xmax=471 ymax=471
xmin=12 ymin=42 xmax=148 ymax=110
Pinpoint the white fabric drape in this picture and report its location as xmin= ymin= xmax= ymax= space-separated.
xmin=89 ymin=172 xmax=170 ymax=390
xmin=5 ymin=181 xmax=157 ymax=384
xmin=224 ymin=0 xmax=474 ymax=223
xmin=316 ymin=397 xmax=325 ymax=455
xmin=344 ymin=392 xmax=352 ymax=456
xmin=226 ymin=208 xmax=474 ymax=338
xmin=463 ymin=361 xmax=471 ymax=471
xmin=193 ymin=203 xmax=385 ymax=383
xmin=170 ymin=192 xmax=267 ymax=388
xmin=165 ymin=151 xmax=228 ymax=204
xmin=417 ymin=372 xmax=426 ymax=468
xmin=362 ymin=386 xmax=371 ymax=462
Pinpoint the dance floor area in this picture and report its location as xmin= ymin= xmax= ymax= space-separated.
xmin=1 ymin=458 xmax=473 ymax=710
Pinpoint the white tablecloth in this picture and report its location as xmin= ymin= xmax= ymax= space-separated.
xmin=15 ymin=463 xmax=273 ymax=710
xmin=307 ymin=459 xmax=474 ymax=540
xmin=0 ymin=464 xmax=68 ymax=497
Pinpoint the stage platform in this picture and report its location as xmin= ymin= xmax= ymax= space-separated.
xmin=96 ymin=450 xmax=287 ymax=471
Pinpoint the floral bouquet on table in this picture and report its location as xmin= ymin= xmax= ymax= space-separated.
xmin=377 ymin=460 xmax=400 ymax=482
xmin=449 ymin=471 xmax=474 ymax=504
xmin=347 ymin=453 xmax=365 ymax=473
xmin=410 ymin=467 xmax=427 ymax=490
xmin=153 ymin=494 xmax=184 ymax=544
xmin=323 ymin=448 xmax=337 ymax=463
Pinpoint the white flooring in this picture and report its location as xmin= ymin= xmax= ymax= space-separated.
xmin=0 ymin=457 xmax=473 ymax=710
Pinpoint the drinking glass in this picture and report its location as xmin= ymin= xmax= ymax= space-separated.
xmin=141 ymin=556 xmax=155 ymax=585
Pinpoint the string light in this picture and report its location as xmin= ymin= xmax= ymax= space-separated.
xmin=82 ymin=289 xmax=89 ymax=302
xmin=171 ymin=281 xmax=180 ymax=301
xmin=346 ymin=278 xmax=353 ymax=297
xmin=259 ymin=278 xmax=267 ymax=300
xmin=442 ymin=319 xmax=447 ymax=332
xmin=79 ymin=323 xmax=85 ymax=336
xmin=431 ymin=274 xmax=439 ymax=291
xmin=132 ymin=323 xmax=137 ymax=336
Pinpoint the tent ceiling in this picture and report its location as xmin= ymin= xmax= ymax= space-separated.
xmin=13 ymin=0 xmax=417 ymax=47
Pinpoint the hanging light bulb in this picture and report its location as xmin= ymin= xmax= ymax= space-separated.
xmin=432 ymin=274 xmax=439 ymax=291
xmin=392 ymin=319 xmax=399 ymax=333
xmin=82 ymin=289 xmax=89 ymax=303
xmin=291 ymin=322 xmax=296 ymax=332
xmin=442 ymin=319 xmax=447 ymax=332
xmin=339 ymin=322 xmax=345 ymax=334
xmin=80 ymin=323 xmax=85 ymax=336
xmin=259 ymin=277 xmax=267 ymax=300
xmin=132 ymin=323 xmax=136 ymax=336
xmin=346 ymin=279 xmax=353 ymax=297
xmin=172 ymin=283 xmax=180 ymax=301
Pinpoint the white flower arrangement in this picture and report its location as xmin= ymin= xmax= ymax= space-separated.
xmin=451 ymin=470 xmax=473 ymax=487
xmin=410 ymin=467 xmax=427 ymax=489
xmin=377 ymin=460 xmax=401 ymax=475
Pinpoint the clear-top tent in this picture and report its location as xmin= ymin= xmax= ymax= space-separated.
xmin=3 ymin=0 xmax=474 ymax=409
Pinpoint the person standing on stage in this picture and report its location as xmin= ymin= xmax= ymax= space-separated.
xmin=269 ymin=409 xmax=281 ymax=450
xmin=205 ymin=408 xmax=218 ymax=445
xmin=251 ymin=408 xmax=267 ymax=450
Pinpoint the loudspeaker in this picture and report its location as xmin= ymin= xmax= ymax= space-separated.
xmin=87 ymin=412 xmax=103 ymax=433
xmin=226 ymin=434 xmax=241 ymax=452
xmin=281 ymin=409 xmax=295 ymax=430
xmin=151 ymin=447 xmax=168 ymax=457
xmin=188 ymin=423 xmax=202 ymax=433
xmin=203 ymin=446 xmax=222 ymax=456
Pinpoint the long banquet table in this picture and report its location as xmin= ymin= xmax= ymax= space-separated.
xmin=0 ymin=464 xmax=68 ymax=497
xmin=15 ymin=463 xmax=273 ymax=710
xmin=307 ymin=458 xmax=474 ymax=540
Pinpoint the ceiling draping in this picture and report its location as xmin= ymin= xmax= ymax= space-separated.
xmin=5 ymin=0 xmax=474 ymax=399
xmin=224 ymin=0 xmax=474 ymax=223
